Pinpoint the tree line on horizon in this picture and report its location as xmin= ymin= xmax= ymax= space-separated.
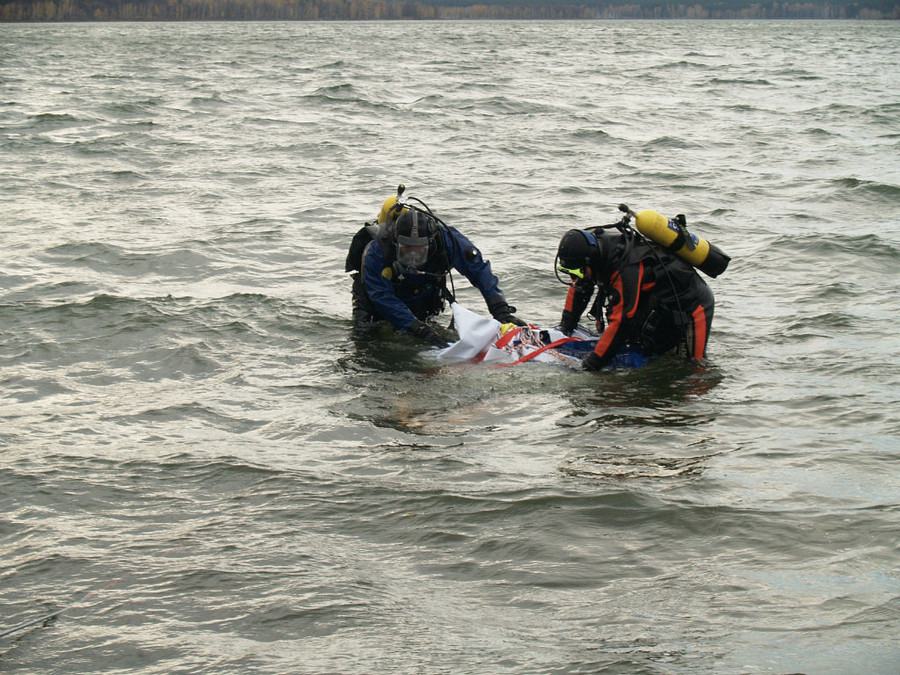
xmin=2 ymin=0 xmax=897 ymax=21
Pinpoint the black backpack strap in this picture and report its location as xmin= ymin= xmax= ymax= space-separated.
xmin=345 ymin=223 xmax=381 ymax=273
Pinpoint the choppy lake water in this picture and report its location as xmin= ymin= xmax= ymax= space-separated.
xmin=2 ymin=19 xmax=899 ymax=674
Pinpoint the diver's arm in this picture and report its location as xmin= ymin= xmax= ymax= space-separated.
xmin=445 ymin=228 xmax=525 ymax=325
xmin=560 ymin=279 xmax=594 ymax=335
xmin=446 ymin=228 xmax=503 ymax=299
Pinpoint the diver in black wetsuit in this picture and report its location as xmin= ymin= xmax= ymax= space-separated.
xmin=555 ymin=227 xmax=715 ymax=371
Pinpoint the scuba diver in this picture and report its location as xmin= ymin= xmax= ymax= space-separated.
xmin=346 ymin=186 xmax=526 ymax=348
xmin=555 ymin=205 xmax=728 ymax=371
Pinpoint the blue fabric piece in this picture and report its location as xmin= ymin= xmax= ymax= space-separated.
xmin=553 ymin=332 xmax=652 ymax=370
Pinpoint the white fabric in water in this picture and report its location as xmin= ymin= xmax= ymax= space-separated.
xmin=431 ymin=303 xmax=588 ymax=368
xmin=481 ymin=325 xmax=583 ymax=366
xmin=430 ymin=304 xmax=646 ymax=370
xmin=434 ymin=302 xmax=501 ymax=363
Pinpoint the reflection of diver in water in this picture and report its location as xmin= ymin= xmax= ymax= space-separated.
xmin=346 ymin=186 xmax=525 ymax=349
xmin=554 ymin=205 xmax=729 ymax=371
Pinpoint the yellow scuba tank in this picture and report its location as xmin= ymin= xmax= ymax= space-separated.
xmin=378 ymin=184 xmax=407 ymax=225
xmin=633 ymin=209 xmax=730 ymax=278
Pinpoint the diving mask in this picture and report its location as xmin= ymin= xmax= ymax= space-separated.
xmin=397 ymin=234 xmax=429 ymax=269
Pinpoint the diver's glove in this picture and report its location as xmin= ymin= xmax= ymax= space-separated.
xmin=487 ymin=296 xmax=527 ymax=327
xmin=559 ymin=309 xmax=578 ymax=336
xmin=409 ymin=320 xmax=450 ymax=349
xmin=582 ymin=351 xmax=603 ymax=372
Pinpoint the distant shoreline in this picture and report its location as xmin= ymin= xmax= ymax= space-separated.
xmin=5 ymin=17 xmax=900 ymax=21
xmin=3 ymin=0 xmax=898 ymax=23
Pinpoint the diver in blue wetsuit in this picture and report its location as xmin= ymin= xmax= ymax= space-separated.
xmin=351 ymin=200 xmax=525 ymax=348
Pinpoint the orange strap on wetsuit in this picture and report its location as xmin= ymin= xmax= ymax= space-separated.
xmin=590 ymin=262 xmax=646 ymax=368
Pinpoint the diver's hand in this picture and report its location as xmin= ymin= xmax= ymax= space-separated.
xmin=487 ymin=297 xmax=527 ymax=327
xmin=582 ymin=352 xmax=602 ymax=372
xmin=495 ymin=307 xmax=527 ymax=327
xmin=409 ymin=320 xmax=450 ymax=349
xmin=560 ymin=310 xmax=578 ymax=336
